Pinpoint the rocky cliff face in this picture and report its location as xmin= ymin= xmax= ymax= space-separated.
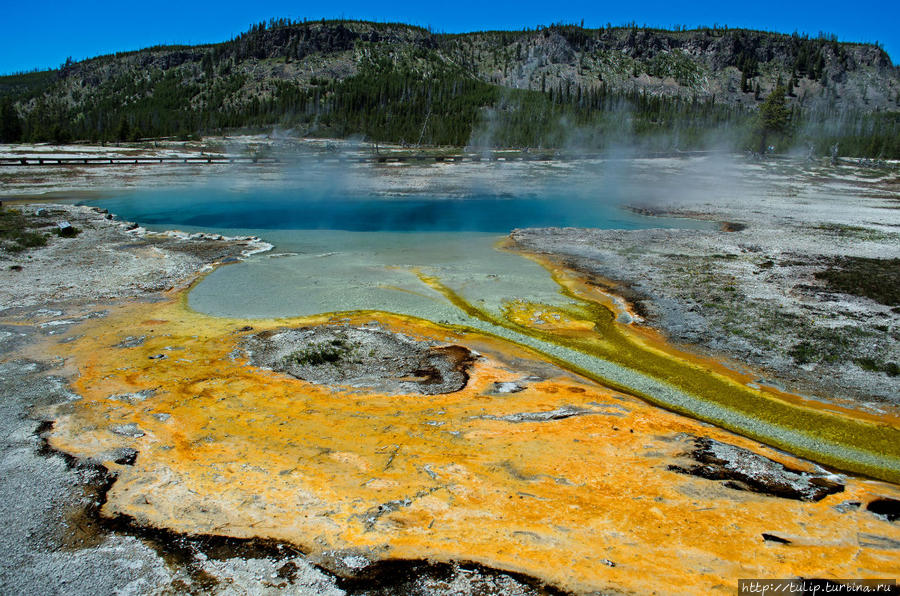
xmin=15 ymin=21 xmax=900 ymax=114
xmin=451 ymin=26 xmax=898 ymax=111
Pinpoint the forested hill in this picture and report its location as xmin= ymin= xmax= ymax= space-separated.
xmin=1 ymin=19 xmax=899 ymax=156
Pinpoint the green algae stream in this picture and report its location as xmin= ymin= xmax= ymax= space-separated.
xmin=415 ymin=267 xmax=900 ymax=484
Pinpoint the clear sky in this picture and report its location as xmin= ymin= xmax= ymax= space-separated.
xmin=2 ymin=0 xmax=898 ymax=75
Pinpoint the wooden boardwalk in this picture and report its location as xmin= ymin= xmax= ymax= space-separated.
xmin=0 ymin=150 xmax=712 ymax=167
xmin=0 ymin=156 xmax=282 ymax=166
xmin=0 ymin=154 xmax=556 ymax=166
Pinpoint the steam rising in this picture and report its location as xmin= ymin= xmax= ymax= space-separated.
xmin=90 ymin=133 xmax=762 ymax=234
xmin=76 ymin=137 xmax=803 ymax=325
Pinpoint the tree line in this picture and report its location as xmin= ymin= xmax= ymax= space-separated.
xmin=0 ymin=48 xmax=897 ymax=157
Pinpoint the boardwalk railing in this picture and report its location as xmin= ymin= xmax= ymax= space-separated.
xmin=0 ymin=156 xmax=282 ymax=166
xmin=0 ymin=150 xmax=714 ymax=167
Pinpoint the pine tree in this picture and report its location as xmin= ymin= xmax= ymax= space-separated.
xmin=116 ymin=117 xmax=131 ymax=142
xmin=0 ymin=99 xmax=23 ymax=142
xmin=757 ymin=84 xmax=790 ymax=153
xmin=814 ymin=54 xmax=825 ymax=80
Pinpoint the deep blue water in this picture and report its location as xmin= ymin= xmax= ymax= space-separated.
xmin=83 ymin=187 xmax=699 ymax=232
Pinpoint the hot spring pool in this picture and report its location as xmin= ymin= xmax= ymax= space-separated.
xmin=82 ymin=184 xmax=705 ymax=320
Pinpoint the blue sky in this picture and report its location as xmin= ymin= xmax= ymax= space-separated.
xmin=2 ymin=0 xmax=898 ymax=75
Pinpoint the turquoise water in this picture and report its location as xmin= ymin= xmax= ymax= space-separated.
xmin=83 ymin=170 xmax=708 ymax=320
xmin=85 ymin=186 xmax=694 ymax=233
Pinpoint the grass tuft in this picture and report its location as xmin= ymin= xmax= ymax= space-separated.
xmin=0 ymin=209 xmax=48 ymax=252
xmin=284 ymin=337 xmax=362 ymax=366
xmin=814 ymin=257 xmax=900 ymax=307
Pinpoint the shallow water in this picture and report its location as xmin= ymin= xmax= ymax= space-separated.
xmin=85 ymin=182 xmax=703 ymax=320
xmin=191 ymin=231 xmax=565 ymax=321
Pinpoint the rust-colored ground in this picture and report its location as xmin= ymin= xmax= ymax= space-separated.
xmin=36 ymin=289 xmax=900 ymax=594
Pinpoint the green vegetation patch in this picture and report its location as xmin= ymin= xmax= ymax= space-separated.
xmin=815 ymin=223 xmax=896 ymax=242
xmin=284 ymin=337 xmax=362 ymax=366
xmin=645 ymin=50 xmax=703 ymax=87
xmin=0 ymin=209 xmax=48 ymax=253
xmin=814 ymin=257 xmax=900 ymax=307
xmin=0 ymin=69 xmax=57 ymax=96
xmin=856 ymin=357 xmax=899 ymax=377
xmin=54 ymin=225 xmax=81 ymax=238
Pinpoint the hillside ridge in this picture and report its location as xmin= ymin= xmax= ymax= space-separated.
xmin=1 ymin=20 xmax=898 ymax=153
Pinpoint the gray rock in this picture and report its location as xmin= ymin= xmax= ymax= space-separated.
xmin=858 ymin=533 xmax=900 ymax=549
xmin=114 ymin=335 xmax=146 ymax=348
xmin=832 ymin=500 xmax=862 ymax=514
xmin=668 ymin=437 xmax=844 ymax=501
xmin=109 ymin=423 xmax=145 ymax=438
xmin=242 ymin=325 xmax=477 ymax=395
xmin=488 ymin=381 xmax=526 ymax=394
xmin=477 ymin=405 xmax=598 ymax=423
